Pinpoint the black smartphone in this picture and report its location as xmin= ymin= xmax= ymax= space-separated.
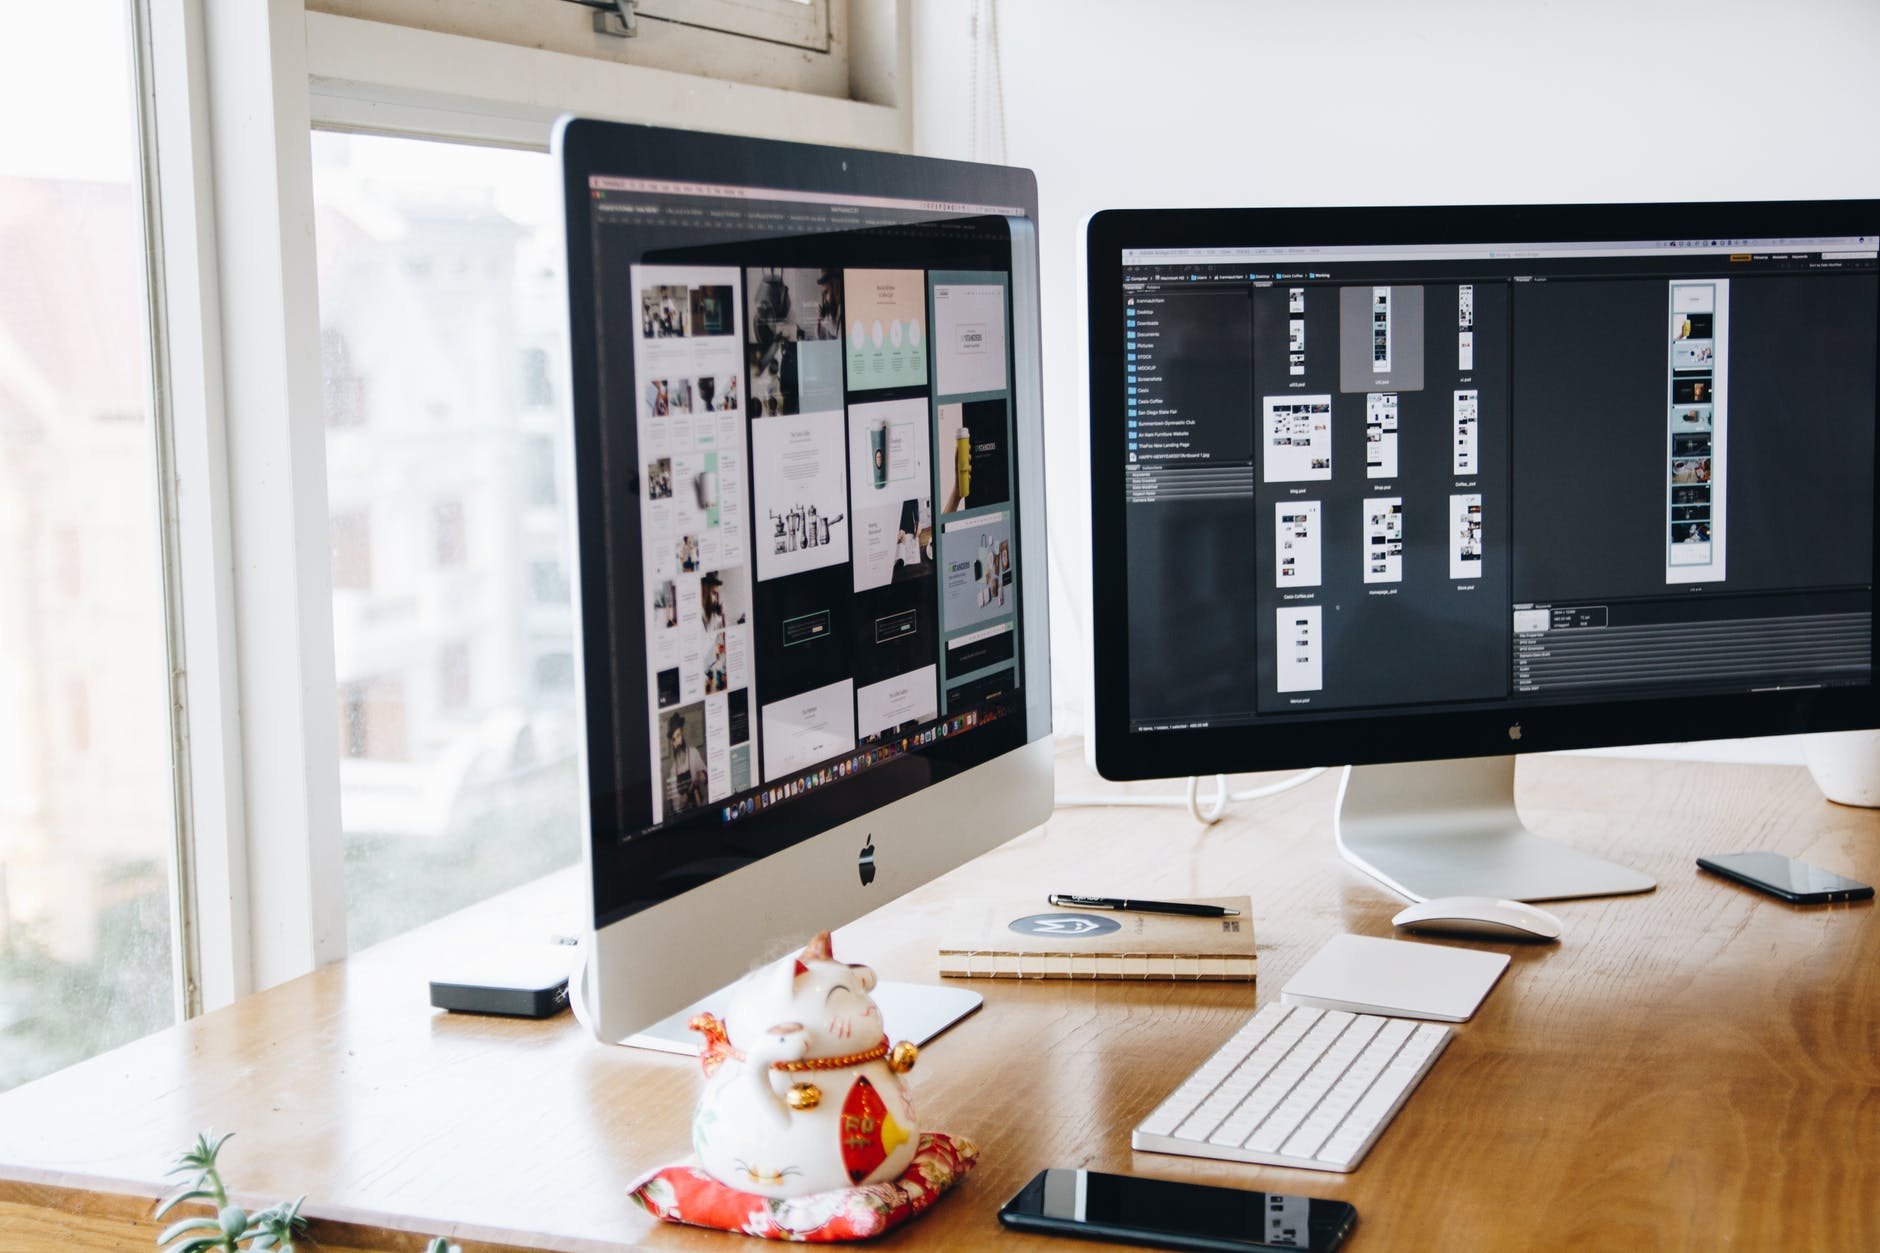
xmin=1697 ymin=851 xmax=1875 ymax=904
xmin=998 ymin=1168 xmax=1356 ymax=1252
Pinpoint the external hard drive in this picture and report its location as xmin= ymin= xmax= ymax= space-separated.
xmin=429 ymin=942 xmax=575 ymax=1019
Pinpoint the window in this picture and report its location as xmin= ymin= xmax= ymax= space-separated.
xmin=322 ymin=328 xmax=367 ymax=427
xmin=525 ymin=435 xmax=558 ymax=508
xmin=533 ymin=651 xmax=576 ymax=694
xmin=434 ymin=500 xmax=466 ymax=567
xmin=57 ymin=530 xmax=82 ymax=600
xmin=0 ymin=0 xmax=908 ymax=1020
xmin=522 ymin=347 xmax=553 ymax=409
xmin=331 ymin=511 xmax=374 ymax=590
xmin=313 ymin=131 xmax=580 ymax=953
xmin=339 ymin=676 xmax=407 ymax=761
xmin=0 ymin=3 xmax=178 ymax=1092
xmin=438 ymin=641 xmax=471 ymax=711
xmin=530 ymin=560 xmax=571 ymax=605
xmin=68 ymin=681 xmax=92 ymax=754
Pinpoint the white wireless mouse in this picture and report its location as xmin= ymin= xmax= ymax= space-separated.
xmin=1391 ymin=896 xmax=1562 ymax=942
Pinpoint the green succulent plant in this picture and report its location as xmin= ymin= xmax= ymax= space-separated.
xmin=153 ymin=1130 xmax=460 ymax=1253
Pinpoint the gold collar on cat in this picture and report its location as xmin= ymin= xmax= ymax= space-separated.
xmin=768 ymin=1040 xmax=891 ymax=1072
xmin=753 ymin=1037 xmax=919 ymax=1074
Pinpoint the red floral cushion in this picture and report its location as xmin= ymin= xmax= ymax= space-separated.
xmin=629 ymin=1131 xmax=978 ymax=1242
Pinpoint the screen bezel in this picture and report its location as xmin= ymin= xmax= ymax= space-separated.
xmin=1086 ymin=200 xmax=1880 ymax=781
xmin=557 ymin=118 xmax=1054 ymax=934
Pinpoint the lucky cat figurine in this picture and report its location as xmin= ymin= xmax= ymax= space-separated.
xmin=690 ymin=933 xmax=920 ymax=1198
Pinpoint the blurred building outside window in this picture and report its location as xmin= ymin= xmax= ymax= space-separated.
xmin=0 ymin=2 xmax=179 ymax=1094
xmin=312 ymin=132 xmax=581 ymax=953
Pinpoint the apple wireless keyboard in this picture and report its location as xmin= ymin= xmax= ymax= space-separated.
xmin=1133 ymin=1002 xmax=1451 ymax=1173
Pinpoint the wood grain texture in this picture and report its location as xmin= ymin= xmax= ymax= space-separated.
xmin=0 ymin=1180 xmax=441 ymax=1253
xmin=0 ymin=748 xmax=1875 ymax=1250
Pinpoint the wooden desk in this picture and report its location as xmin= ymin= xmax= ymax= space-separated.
xmin=3 ymin=749 xmax=1878 ymax=1251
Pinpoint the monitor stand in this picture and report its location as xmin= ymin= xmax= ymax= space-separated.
xmin=1333 ymin=756 xmax=1655 ymax=902
xmin=619 ymin=980 xmax=983 ymax=1057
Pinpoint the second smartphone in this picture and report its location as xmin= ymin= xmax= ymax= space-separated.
xmin=1697 ymin=851 xmax=1874 ymax=904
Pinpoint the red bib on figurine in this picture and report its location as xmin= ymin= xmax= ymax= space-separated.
xmin=840 ymin=1075 xmax=911 ymax=1184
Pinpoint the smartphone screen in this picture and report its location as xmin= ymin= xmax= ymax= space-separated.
xmin=1697 ymin=852 xmax=1874 ymax=903
xmin=999 ymin=1168 xmax=1356 ymax=1252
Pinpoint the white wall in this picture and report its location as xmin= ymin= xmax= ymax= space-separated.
xmin=913 ymin=0 xmax=1880 ymax=761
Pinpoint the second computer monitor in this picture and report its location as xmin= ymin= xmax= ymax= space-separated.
xmin=1087 ymin=202 xmax=1880 ymax=899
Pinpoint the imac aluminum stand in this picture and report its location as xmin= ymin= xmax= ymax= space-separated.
xmin=568 ymin=939 xmax=985 ymax=1054
xmin=607 ymin=972 xmax=982 ymax=1057
xmin=1334 ymin=756 xmax=1655 ymax=902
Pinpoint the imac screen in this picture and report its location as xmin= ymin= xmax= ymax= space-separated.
xmin=568 ymin=143 xmax=1036 ymax=928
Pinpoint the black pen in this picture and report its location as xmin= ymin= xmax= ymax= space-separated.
xmin=1049 ymin=894 xmax=1240 ymax=918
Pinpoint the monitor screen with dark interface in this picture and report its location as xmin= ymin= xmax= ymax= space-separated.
xmin=1087 ymin=203 xmax=1880 ymax=782
xmin=560 ymin=122 xmax=1048 ymax=1001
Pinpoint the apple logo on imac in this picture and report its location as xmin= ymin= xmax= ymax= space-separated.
xmin=858 ymin=837 xmax=876 ymax=886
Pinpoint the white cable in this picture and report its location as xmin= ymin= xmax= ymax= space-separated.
xmin=1057 ymin=767 xmax=1329 ymax=825
xmin=1223 ymin=767 xmax=1331 ymax=803
xmin=567 ymin=936 xmax=602 ymax=1040
xmin=1186 ymin=774 xmax=1230 ymax=824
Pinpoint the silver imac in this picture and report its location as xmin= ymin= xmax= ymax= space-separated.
xmin=555 ymin=118 xmax=1053 ymax=1044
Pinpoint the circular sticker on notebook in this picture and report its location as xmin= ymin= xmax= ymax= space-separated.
xmin=1008 ymin=912 xmax=1122 ymax=939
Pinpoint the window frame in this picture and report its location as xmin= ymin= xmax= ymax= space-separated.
xmin=305 ymin=0 xmax=852 ymax=100
xmin=635 ymin=0 xmax=832 ymax=53
xmin=139 ymin=0 xmax=911 ymax=1013
xmin=303 ymin=9 xmax=907 ymax=152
